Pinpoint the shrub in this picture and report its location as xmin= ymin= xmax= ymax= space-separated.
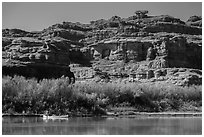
xmin=2 ymin=76 xmax=202 ymax=115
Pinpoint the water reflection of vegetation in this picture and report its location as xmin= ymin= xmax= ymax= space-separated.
xmin=2 ymin=117 xmax=202 ymax=135
xmin=2 ymin=76 xmax=202 ymax=116
xmin=3 ymin=117 xmax=41 ymax=123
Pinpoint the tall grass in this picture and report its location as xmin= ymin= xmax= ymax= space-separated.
xmin=2 ymin=76 xmax=202 ymax=115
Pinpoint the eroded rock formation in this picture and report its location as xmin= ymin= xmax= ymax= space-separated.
xmin=186 ymin=15 xmax=202 ymax=27
xmin=2 ymin=11 xmax=202 ymax=86
xmin=90 ymin=36 xmax=201 ymax=70
xmin=2 ymin=37 xmax=75 ymax=83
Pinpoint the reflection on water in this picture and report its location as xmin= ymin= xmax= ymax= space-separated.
xmin=2 ymin=116 xmax=202 ymax=135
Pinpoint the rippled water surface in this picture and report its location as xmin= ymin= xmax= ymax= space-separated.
xmin=2 ymin=116 xmax=202 ymax=135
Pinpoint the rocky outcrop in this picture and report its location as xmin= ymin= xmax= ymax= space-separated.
xmin=84 ymin=14 xmax=201 ymax=46
xmin=187 ymin=15 xmax=202 ymax=22
xmin=2 ymin=37 xmax=13 ymax=48
xmin=142 ymin=22 xmax=202 ymax=35
xmin=2 ymin=29 xmax=29 ymax=37
xmin=126 ymin=15 xmax=185 ymax=25
xmin=2 ymin=11 xmax=202 ymax=86
xmin=186 ymin=15 xmax=202 ymax=27
xmin=74 ymin=60 xmax=201 ymax=86
xmin=57 ymin=21 xmax=92 ymax=31
xmin=41 ymin=28 xmax=85 ymax=42
xmin=68 ymin=47 xmax=92 ymax=66
xmin=90 ymin=35 xmax=201 ymax=69
xmin=90 ymin=39 xmax=152 ymax=61
xmin=148 ymin=36 xmax=201 ymax=69
xmin=84 ymin=28 xmax=119 ymax=45
xmin=147 ymin=36 xmax=201 ymax=69
xmin=3 ymin=37 xmax=71 ymax=65
xmin=2 ymin=29 xmax=40 ymax=38
xmin=2 ymin=37 xmax=75 ymax=83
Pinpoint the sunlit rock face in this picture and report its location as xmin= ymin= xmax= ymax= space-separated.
xmin=3 ymin=38 xmax=71 ymax=65
xmin=2 ymin=37 xmax=75 ymax=82
xmin=2 ymin=12 xmax=202 ymax=86
xmin=142 ymin=22 xmax=202 ymax=35
xmin=90 ymin=36 xmax=201 ymax=70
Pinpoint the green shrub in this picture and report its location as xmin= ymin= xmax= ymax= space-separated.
xmin=2 ymin=76 xmax=202 ymax=115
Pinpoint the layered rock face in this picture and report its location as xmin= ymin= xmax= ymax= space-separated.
xmin=148 ymin=36 xmax=201 ymax=69
xmin=3 ymin=28 xmax=40 ymax=38
xmin=90 ymin=36 xmax=201 ymax=70
xmin=165 ymin=36 xmax=202 ymax=69
xmin=2 ymin=11 xmax=202 ymax=85
xmin=143 ymin=22 xmax=201 ymax=35
xmin=3 ymin=38 xmax=71 ymax=65
xmin=90 ymin=39 xmax=150 ymax=61
xmin=2 ymin=37 xmax=75 ymax=83
xmin=41 ymin=28 xmax=85 ymax=42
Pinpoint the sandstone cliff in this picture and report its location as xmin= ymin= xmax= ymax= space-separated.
xmin=2 ymin=11 xmax=202 ymax=86
xmin=2 ymin=37 xmax=75 ymax=83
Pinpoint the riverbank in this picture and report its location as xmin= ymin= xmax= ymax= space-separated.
xmin=2 ymin=76 xmax=202 ymax=116
xmin=2 ymin=112 xmax=202 ymax=118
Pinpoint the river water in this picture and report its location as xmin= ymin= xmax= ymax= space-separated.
xmin=2 ymin=116 xmax=202 ymax=135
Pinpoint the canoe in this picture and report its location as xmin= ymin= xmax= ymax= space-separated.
xmin=43 ymin=115 xmax=69 ymax=119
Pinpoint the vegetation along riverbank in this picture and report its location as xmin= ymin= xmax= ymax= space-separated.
xmin=2 ymin=76 xmax=201 ymax=116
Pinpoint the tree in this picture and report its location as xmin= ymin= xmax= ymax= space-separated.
xmin=134 ymin=10 xmax=149 ymax=19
